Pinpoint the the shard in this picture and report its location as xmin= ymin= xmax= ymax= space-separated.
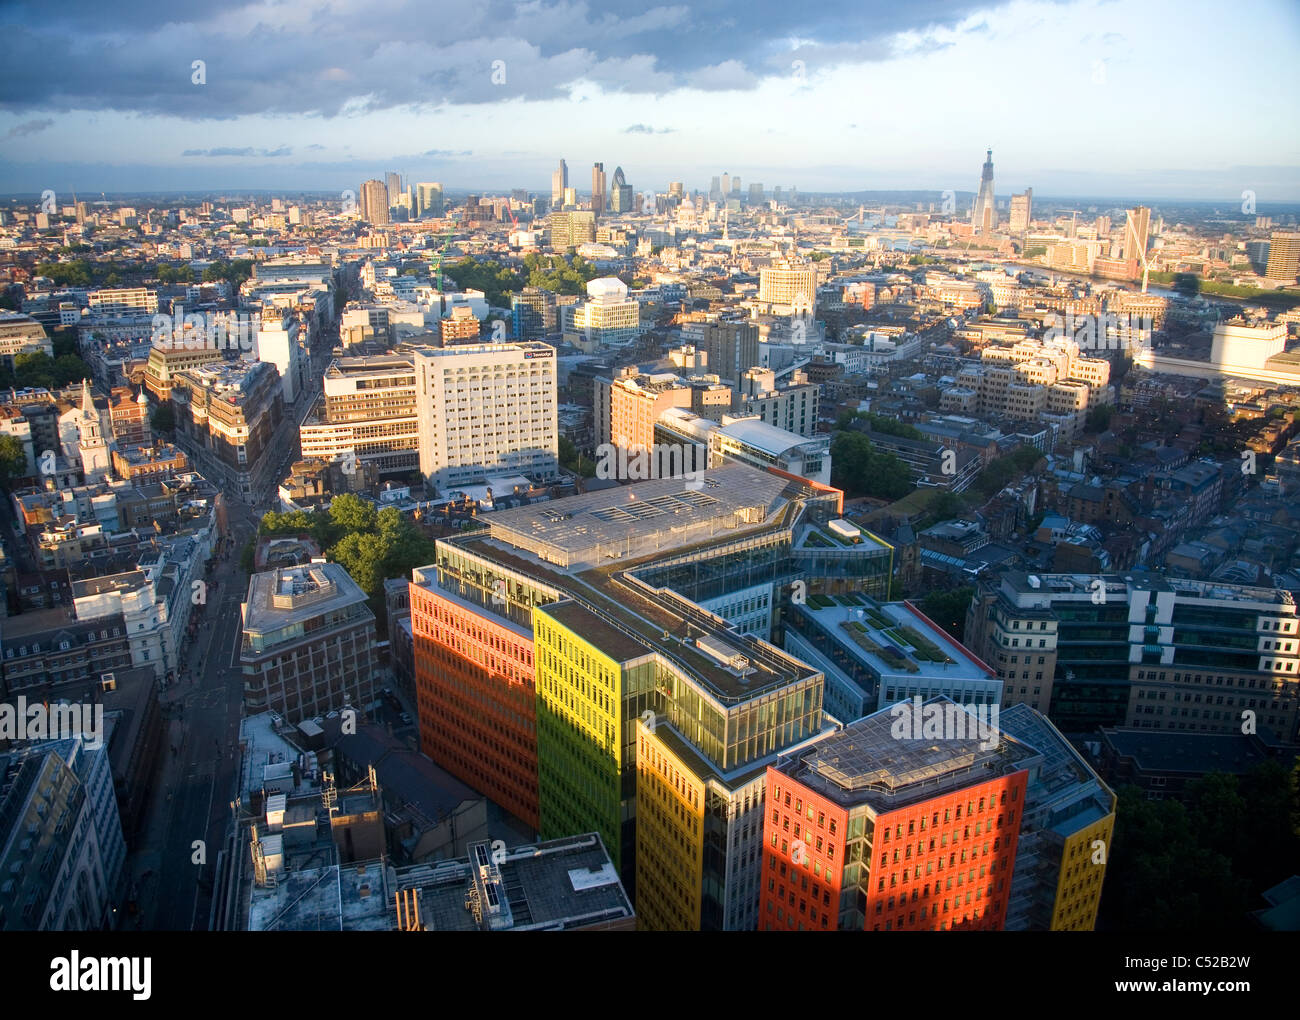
xmin=972 ymin=148 xmax=996 ymax=234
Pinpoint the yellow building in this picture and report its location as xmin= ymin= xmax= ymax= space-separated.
xmin=1049 ymin=810 xmax=1116 ymax=931
xmin=635 ymin=719 xmax=706 ymax=930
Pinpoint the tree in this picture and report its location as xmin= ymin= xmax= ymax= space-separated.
xmin=831 ymin=431 xmax=914 ymax=501
xmin=12 ymin=352 xmax=56 ymax=389
xmin=926 ymin=490 xmax=968 ymax=524
xmin=918 ymin=587 xmax=974 ymax=640
xmin=329 ymin=531 xmax=388 ymax=596
xmin=1085 ymin=404 xmax=1115 ymax=433
xmin=0 ymin=433 xmax=28 ymax=487
xmin=51 ymin=355 xmax=92 ymax=387
xmin=1101 ymin=786 xmax=1249 ymax=931
xmin=51 ymin=329 xmax=79 ymax=359
xmin=150 ymin=402 xmax=175 ymax=434
xmin=329 ymin=492 xmax=377 ymax=534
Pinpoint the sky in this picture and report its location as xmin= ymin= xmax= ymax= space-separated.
xmin=1 ymin=0 xmax=1298 ymax=202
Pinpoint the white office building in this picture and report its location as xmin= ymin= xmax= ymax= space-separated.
xmin=414 ymin=342 xmax=559 ymax=491
xmin=254 ymin=313 xmax=306 ymax=405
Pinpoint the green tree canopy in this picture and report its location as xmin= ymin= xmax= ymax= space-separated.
xmin=831 ymin=431 xmax=914 ymax=500
xmin=328 ymin=492 xmax=377 ymax=534
xmin=0 ymin=433 xmax=29 ymax=487
xmin=918 ymin=586 xmax=973 ymax=640
xmin=150 ymin=402 xmax=175 ymax=434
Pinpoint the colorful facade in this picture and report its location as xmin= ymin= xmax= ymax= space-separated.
xmin=409 ymin=578 xmax=540 ymax=830
xmin=760 ymin=698 xmax=1036 ymax=931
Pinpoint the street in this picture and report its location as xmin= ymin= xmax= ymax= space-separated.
xmin=126 ymin=504 xmax=258 ymax=930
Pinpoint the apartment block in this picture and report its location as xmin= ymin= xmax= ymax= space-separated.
xmin=999 ymin=705 xmax=1115 ymax=931
xmin=408 ymin=570 xmax=544 ymax=831
xmin=0 ymin=312 xmax=54 ymax=368
xmin=758 ymin=262 xmax=817 ymax=315
xmin=406 ymin=463 xmax=891 ymax=925
xmin=86 ymin=288 xmax=158 ymax=316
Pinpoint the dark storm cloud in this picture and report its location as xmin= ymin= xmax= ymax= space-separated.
xmin=0 ymin=0 xmax=1027 ymax=119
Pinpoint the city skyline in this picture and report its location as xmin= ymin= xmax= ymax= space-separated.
xmin=1 ymin=0 xmax=1297 ymax=199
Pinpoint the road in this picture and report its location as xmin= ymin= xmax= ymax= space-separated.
xmin=114 ymin=313 xmax=343 ymax=929
xmin=127 ymin=498 xmax=261 ymax=929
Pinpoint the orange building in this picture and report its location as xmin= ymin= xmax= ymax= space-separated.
xmin=760 ymin=698 xmax=1033 ymax=931
xmin=111 ymin=442 xmax=188 ymax=482
xmin=409 ymin=579 xmax=539 ymax=830
xmin=110 ymin=386 xmax=151 ymax=446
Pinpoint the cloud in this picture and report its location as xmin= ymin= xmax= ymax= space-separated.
xmin=422 ymin=149 xmax=472 ymax=157
xmin=0 ymin=0 xmax=1021 ymax=119
xmin=181 ymin=146 xmax=293 ymax=157
xmin=6 ymin=118 xmax=53 ymax=138
xmin=624 ymin=124 xmax=673 ymax=134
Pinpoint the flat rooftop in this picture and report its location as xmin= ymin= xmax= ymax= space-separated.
xmin=1000 ymin=570 xmax=1297 ymax=610
xmin=243 ymin=562 xmax=370 ymax=634
xmin=396 ymin=834 xmax=633 ymax=931
xmin=779 ymin=697 xmax=1038 ymax=813
xmin=1099 ymin=727 xmax=1271 ymax=775
xmin=70 ymin=570 xmax=148 ymax=599
xmin=485 ymin=462 xmax=795 ymax=570
xmin=793 ymin=593 xmax=992 ymax=683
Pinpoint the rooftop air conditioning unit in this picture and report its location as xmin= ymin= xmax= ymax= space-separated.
xmin=100 ymin=672 xmax=116 ymax=692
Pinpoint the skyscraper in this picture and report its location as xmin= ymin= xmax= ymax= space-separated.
xmin=1009 ymin=188 xmax=1033 ymax=233
xmin=720 ymin=172 xmax=731 ymax=197
xmin=551 ymin=159 xmax=568 ymax=206
xmin=610 ymin=166 xmax=633 ymax=213
xmin=748 ymin=182 xmax=764 ymax=204
xmin=1123 ymin=205 xmax=1151 ymax=263
xmin=1265 ymin=231 xmax=1300 ymax=282
xmin=415 ymin=182 xmax=444 ymax=218
xmin=972 ymin=149 xmax=996 ymax=235
xmin=709 ymin=176 xmax=721 ymax=203
xmin=591 ymin=162 xmax=606 ymax=218
xmin=360 ymin=179 xmax=389 ymax=225
xmin=385 ymin=171 xmax=403 ymax=208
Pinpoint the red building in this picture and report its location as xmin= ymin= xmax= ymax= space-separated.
xmin=761 ymin=698 xmax=1033 ymax=931
xmin=409 ymin=579 xmax=539 ymax=830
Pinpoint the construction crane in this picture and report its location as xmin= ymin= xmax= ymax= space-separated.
xmin=1125 ymin=209 xmax=1153 ymax=293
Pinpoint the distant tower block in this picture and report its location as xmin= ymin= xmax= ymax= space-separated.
xmin=972 ymin=149 xmax=996 ymax=235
